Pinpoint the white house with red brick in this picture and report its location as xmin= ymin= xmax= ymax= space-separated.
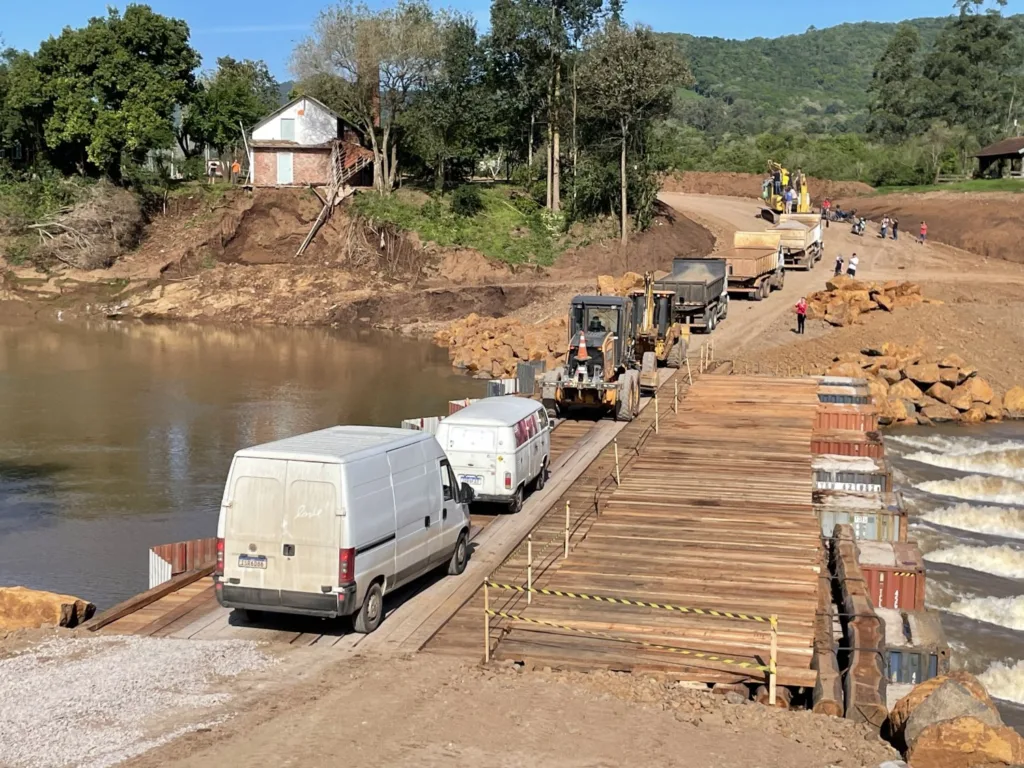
xmin=249 ymin=95 xmax=373 ymax=188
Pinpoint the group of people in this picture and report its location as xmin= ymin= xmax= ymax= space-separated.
xmin=879 ymin=215 xmax=899 ymax=240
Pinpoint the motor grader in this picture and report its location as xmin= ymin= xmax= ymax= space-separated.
xmin=627 ymin=272 xmax=690 ymax=395
xmin=540 ymin=295 xmax=641 ymax=422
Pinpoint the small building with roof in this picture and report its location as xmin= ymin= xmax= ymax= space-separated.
xmin=973 ymin=137 xmax=1024 ymax=178
xmin=248 ymin=95 xmax=373 ymax=188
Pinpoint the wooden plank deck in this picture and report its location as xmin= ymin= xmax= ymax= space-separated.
xmin=425 ymin=375 xmax=824 ymax=687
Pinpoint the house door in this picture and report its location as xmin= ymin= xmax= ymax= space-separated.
xmin=277 ymin=152 xmax=293 ymax=185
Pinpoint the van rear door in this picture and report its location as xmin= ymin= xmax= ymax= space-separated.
xmin=442 ymin=425 xmax=498 ymax=496
xmin=223 ymin=456 xmax=339 ymax=600
xmin=280 ymin=460 xmax=341 ymax=596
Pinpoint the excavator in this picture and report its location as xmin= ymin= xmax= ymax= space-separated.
xmin=628 ymin=272 xmax=689 ymax=394
xmin=761 ymin=161 xmax=811 ymax=224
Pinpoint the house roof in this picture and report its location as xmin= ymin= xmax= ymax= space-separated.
xmin=974 ymin=137 xmax=1024 ymax=158
xmin=250 ymin=95 xmax=342 ymax=132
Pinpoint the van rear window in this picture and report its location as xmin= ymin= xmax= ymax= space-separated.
xmin=446 ymin=426 xmax=495 ymax=452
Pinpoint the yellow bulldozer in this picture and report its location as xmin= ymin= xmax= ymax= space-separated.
xmin=761 ymin=161 xmax=811 ymax=224
xmin=628 ymin=272 xmax=690 ymax=395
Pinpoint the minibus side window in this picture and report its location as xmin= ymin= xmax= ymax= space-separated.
xmin=440 ymin=460 xmax=457 ymax=501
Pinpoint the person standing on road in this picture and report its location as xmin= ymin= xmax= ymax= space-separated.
xmin=783 ymin=187 xmax=792 ymax=213
xmin=834 ymin=253 xmax=844 ymax=276
xmin=892 ymin=217 xmax=899 ymax=240
xmin=847 ymin=253 xmax=859 ymax=278
xmin=822 ymin=198 xmax=831 ymax=227
xmin=795 ymin=297 xmax=808 ymax=335
xmin=919 ymin=221 xmax=927 ymax=244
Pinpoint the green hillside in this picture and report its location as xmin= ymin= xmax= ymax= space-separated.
xmin=663 ymin=14 xmax=1024 ymax=134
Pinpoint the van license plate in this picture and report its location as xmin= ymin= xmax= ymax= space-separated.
xmin=238 ymin=555 xmax=267 ymax=569
xmin=460 ymin=475 xmax=482 ymax=486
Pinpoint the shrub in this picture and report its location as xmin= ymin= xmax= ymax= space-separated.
xmin=450 ymin=185 xmax=483 ymax=217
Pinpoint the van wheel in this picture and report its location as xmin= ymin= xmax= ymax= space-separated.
xmin=448 ymin=531 xmax=469 ymax=575
xmin=353 ymin=582 xmax=384 ymax=634
xmin=508 ymin=486 xmax=524 ymax=514
xmin=534 ymin=461 xmax=547 ymax=491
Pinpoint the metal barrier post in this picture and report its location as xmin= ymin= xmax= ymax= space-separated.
xmin=710 ymin=339 xmax=715 ymax=363
xmin=527 ymin=535 xmax=533 ymax=605
xmin=564 ymin=500 xmax=570 ymax=558
xmin=686 ymin=356 xmax=693 ymax=385
xmin=673 ymin=380 xmax=678 ymax=413
xmin=700 ymin=344 xmax=705 ymax=373
xmin=654 ymin=393 xmax=659 ymax=434
xmin=614 ymin=439 xmax=621 ymax=486
xmin=484 ymin=579 xmax=491 ymax=663
xmin=769 ymin=614 xmax=778 ymax=705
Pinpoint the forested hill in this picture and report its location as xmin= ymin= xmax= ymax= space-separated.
xmin=662 ymin=14 xmax=1024 ymax=134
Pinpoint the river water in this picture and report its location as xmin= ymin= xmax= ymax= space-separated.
xmin=0 ymin=321 xmax=483 ymax=607
xmin=886 ymin=424 xmax=1024 ymax=729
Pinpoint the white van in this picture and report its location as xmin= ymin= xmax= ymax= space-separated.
xmin=215 ymin=426 xmax=472 ymax=633
xmin=434 ymin=396 xmax=551 ymax=513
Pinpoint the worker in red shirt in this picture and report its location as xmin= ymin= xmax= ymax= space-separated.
xmin=795 ymin=297 xmax=808 ymax=335
xmin=821 ymin=198 xmax=831 ymax=228
xmin=919 ymin=221 xmax=928 ymax=245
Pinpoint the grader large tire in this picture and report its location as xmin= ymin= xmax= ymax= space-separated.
xmin=615 ymin=370 xmax=640 ymax=422
xmin=666 ymin=339 xmax=687 ymax=369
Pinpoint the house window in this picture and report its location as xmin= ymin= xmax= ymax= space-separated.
xmin=280 ymin=118 xmax=296 ymax=141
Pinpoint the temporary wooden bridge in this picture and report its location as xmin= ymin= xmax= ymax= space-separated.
xmin=426 ymin=375 xmax=824 ymax=688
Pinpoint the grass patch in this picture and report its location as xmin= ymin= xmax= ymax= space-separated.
xmin=874 ymin=178 xmax=1024 ymax=195
xmin=353 ymin=184 xmax=562 ymax=266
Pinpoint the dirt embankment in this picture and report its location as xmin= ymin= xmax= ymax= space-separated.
xmin=663 ymin=172 xmax=874 ymax=203
xmin=2 ymin=190 xmax=715 ymax=335
xmin=837 ymin=190 xmax=1024 ymax=264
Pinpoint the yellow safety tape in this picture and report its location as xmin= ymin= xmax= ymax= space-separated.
xmin=486 ymin=582 xmax=771 ymax=623
xmin=486 ymin=609 xmax=770 ymax=672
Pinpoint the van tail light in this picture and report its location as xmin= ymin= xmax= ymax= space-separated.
xmin=339 ymin=547 xmax=355 ymax=585
xmin=504 ymin=472 xmax=512 ymax=490
xmin=215 ymin=537 xmax=224 ymax=577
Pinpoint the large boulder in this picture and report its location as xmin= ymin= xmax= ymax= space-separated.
xmin=939 ymin=353 xmax=967 ymax=369
xmin=890 ymin=379 xmax=924 ymax=403
xmin=906 ymin=717 xmax=1024 ymax=768
xmin=903 ymin=681 xmax=1003 ymax=747
xmin=938 ymin=368 xmax=961 ymax=385
xmin=967 ymin=377 xmax=994 ymax=405
xmin=867 ymin=376 xmax=890 ymax=404
xmin=926 ymin=383 xmax=954 ymax=404
xmin=1005 ymin=386 xmax=1024 ymax=417
xmin=962 ymin=405 xmax=988 ymax=424
xmin=825 ymin=300 xmax=860 ymax=327
xmin=874 ymin=292 xmax=895 ymax=311
xmin=828 ymin=361 xmax=865 ymax=379
xmin=889 ymin=673 xmax=999 ymax=742
xmin=893 ymin=294 xmax=925 ymax=310
xmin=906 ymin=363 xmax=942 ymax=387
xmin=0 ymin=586 xmax=95 ymax=631
xmin=879 ymin=368 xmax=904 ymax=385
xmin=948 ymin=385 xmax=974 ymax=412
xmin=923 ymin=403 xmax=960 ymax=422
xmin=884 ymin=397 xmax=910 ymax=423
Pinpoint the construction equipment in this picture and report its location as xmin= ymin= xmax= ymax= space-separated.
xmin=775 ymin=214 xmax=823 ymax=270
xmin=655 ymin=258 xmax=729 ymax=333
xmin=541 ymin=295 xmax=641 ymax=421
xmin=761 ymin=161 xmax=810 ymax=224
xmin=723 ymin=234 xmax=785 ymax=300
xmin=628 ymin=272 xmax=689 ymax=394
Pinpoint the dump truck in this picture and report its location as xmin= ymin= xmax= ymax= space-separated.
xmin=654 ymin=258 xmax=728 ymax=335
xmin=725 ymin=232 xmax=785 ymax=300
xmin=540 ymin=295 xmax=641 ymax=421
xmin=628 ymin=272 xmax=690 ymax=394
xmin=776 ymin=213 xmax=823 ymax=270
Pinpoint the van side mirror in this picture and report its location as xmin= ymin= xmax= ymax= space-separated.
xmin=460 ymin=482 xmax=475 ymax=504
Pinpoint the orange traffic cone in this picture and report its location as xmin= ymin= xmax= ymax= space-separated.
xmin=574 ymin=330 xmax=590 ymax=361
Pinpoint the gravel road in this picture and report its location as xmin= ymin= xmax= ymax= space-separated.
xmin=0 ymin=635 xmax=274 ymax=768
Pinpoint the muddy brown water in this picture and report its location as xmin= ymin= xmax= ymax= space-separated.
xmin=0 ymin=321 xmax=484 ymax=608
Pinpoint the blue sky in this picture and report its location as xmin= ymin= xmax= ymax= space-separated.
xmin=3 ymin=0 xmax=1021 ymax=79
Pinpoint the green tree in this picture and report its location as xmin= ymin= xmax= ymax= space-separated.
xmin=580 ymin=22 xmax=688 ymax=244
xmin=919 ymin=0 xmax=1021 ymax=142
xmin=404 ymin=17 xmax=493 ymax=191
xmin=186 ymin=57 xmax=279 ymax=160
xmin=292 ymin=0 xmax=446 ymax=195
xmin=867 ymin=24 xmax=922 ymax=141
xmin=14 ymin=5 xmax=199 ymax=178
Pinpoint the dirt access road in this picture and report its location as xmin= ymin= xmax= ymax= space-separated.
xmin=660 ymin=193 xmax=1024 ymax=391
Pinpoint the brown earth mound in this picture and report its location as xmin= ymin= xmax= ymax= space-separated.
xmin=836 ymin=190 xmax=1024 ymax=264
xmin=551 ymin=201 xmax=714 ymax=277
xmin=434 ymin=312 xmax=568 ymax=378
xmin=663 ymin=172 xmax=873 ymax=203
